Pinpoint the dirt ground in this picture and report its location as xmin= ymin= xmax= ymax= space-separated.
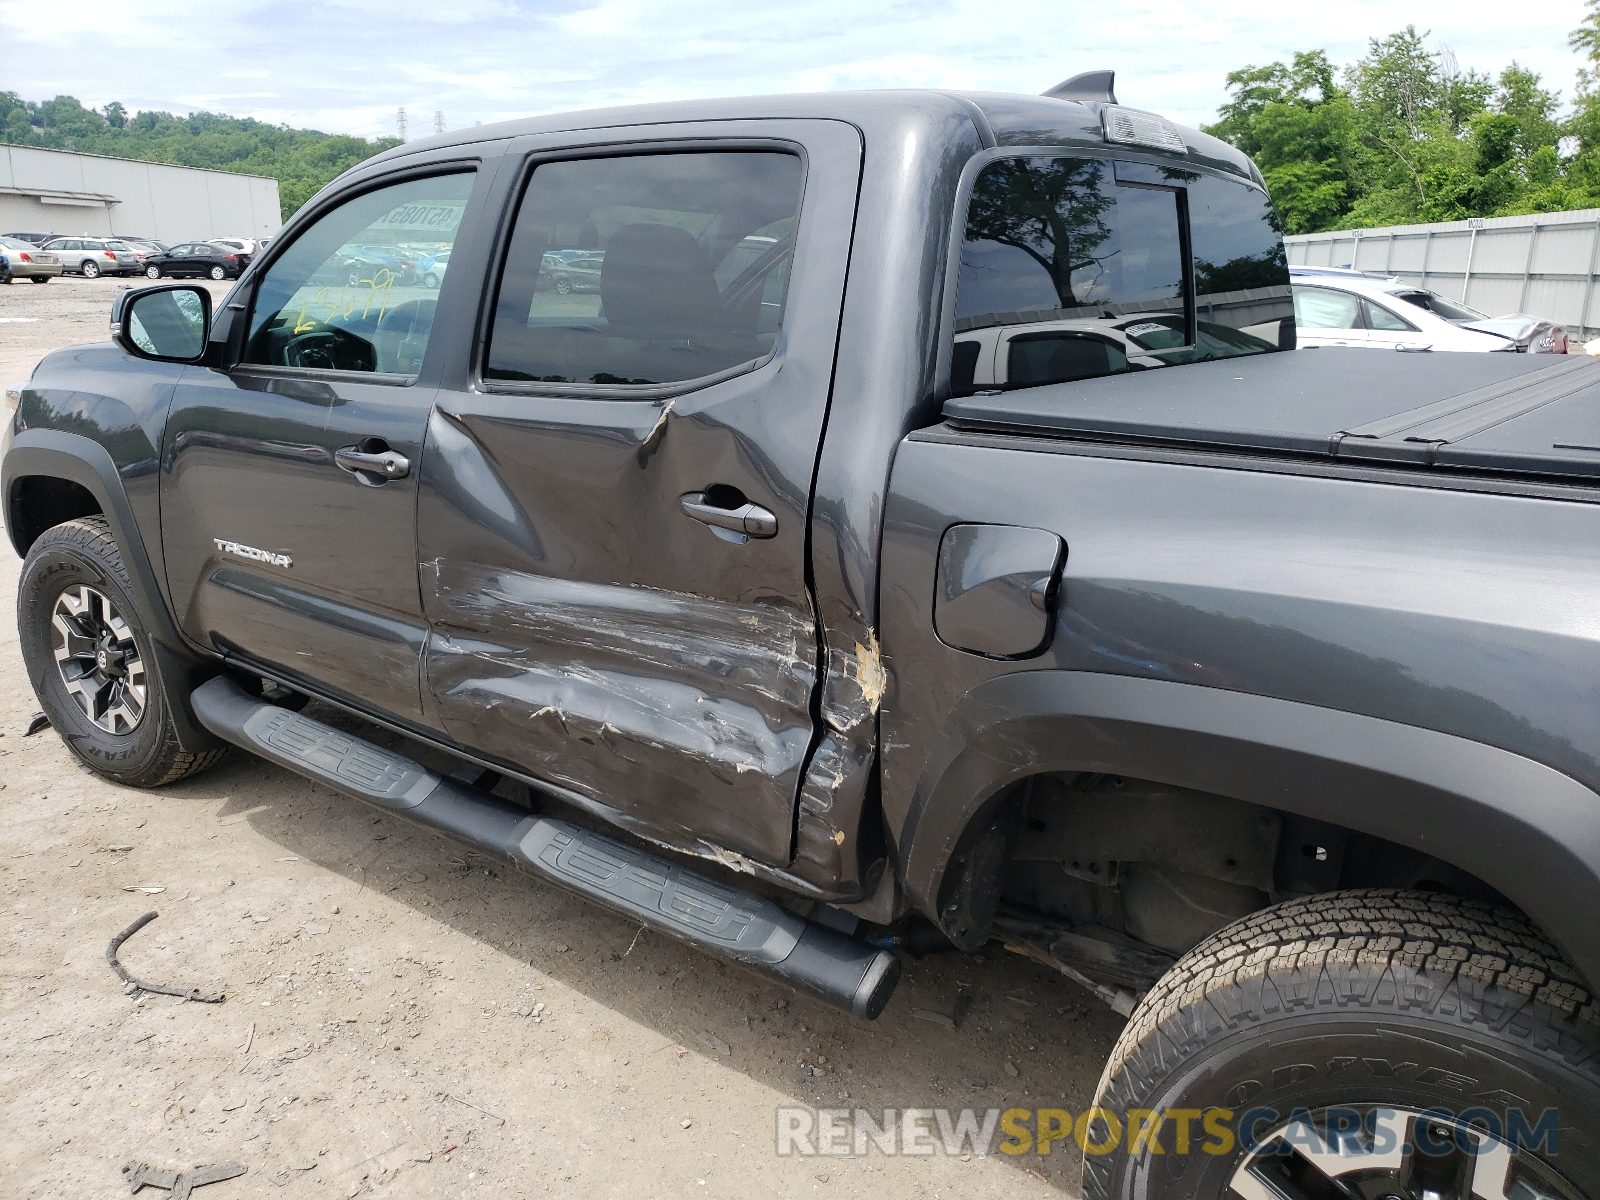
xmin=0 ymin=273 xmax=1124 ymax=1200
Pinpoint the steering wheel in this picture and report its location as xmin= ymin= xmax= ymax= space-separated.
xmin=282 ymin=326 xmax=375 ymax=372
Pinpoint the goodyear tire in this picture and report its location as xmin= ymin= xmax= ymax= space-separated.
xmin=1083 ymin=889 xmax=1600 ymax=1199
xmin=18 ymin=516 xmax=227 ymax=787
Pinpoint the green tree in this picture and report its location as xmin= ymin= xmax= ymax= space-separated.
xmin=1206 ymin=23 xmax=1600 ymax=233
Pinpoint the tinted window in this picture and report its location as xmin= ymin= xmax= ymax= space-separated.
xmin=1187 ymin=172 xmax=1294 ymax=342
xmin=1293 ymin=286 xmax=1361 ymax=329
xmin=1364 ymin=301 xmax=1413 ymax=331
xmin=1008 ymin=332 xmax=1128 ymax=386
xmin=959 ymin=158 xmax=1183 ymax=328
xmin=954 ymin=157 xmax=1287 ymax=394
xmin=245 ymin=172 xmax=473 ymax=375
xmin=486 ymin=152 xmax=803 ymax=388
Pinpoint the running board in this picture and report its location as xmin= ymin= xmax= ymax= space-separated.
xmin=190 ymin=675 xmax=900 ymax=1019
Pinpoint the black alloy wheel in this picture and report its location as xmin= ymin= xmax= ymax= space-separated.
xmin=50 ymin=582 xmax=146 ymax=733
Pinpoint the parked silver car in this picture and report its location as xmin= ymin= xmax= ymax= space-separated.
xmin=0 ymin=235 xmax=61 ymax=282
xmin=40 ymin=237 xmax=140 ymax=278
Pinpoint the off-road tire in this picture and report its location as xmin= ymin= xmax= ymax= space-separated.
xmin=18 ymin=516 xmax=227 ymax=787
xmin=1083 ymin=888 xmax=1600 ymax=1198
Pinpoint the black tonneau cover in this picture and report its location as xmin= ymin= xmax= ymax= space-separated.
xmin=942 ymin=349 xmax=1600 ymax=482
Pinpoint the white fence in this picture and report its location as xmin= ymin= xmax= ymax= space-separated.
xmin=1284 ymin=209 xmax=1600 ymax=339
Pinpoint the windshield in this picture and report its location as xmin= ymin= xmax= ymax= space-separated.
xmin=952 ymin=156 xmax=1291 ymax=396
xmin=1390 ymin=289 xmax=1487 ymax=322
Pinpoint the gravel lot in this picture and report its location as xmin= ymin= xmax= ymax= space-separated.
xmin=0 ymin=273 xmax=1122 ymax=1199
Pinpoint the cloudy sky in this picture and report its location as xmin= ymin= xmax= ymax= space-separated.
xmin=3 ymin=0 xmax=1595 ymax=140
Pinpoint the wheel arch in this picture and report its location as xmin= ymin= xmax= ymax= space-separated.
xmin=5 ymin=430 xmax=187 ymax=655
xmin=896 ymin=669 xmax=1600 ymax=991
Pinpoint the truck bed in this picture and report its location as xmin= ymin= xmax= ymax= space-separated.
xmin=942 ymin=348 xmax=1600 ymax=483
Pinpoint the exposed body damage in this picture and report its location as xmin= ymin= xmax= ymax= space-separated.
xmin=422 ymin=560 xmax=816 ymax=865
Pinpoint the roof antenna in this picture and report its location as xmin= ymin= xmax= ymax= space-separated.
xmin=1042 ymin=70 xmax=1117 ymax=104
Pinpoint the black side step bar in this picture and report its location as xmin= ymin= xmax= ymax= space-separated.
xmin=191 ymin=675 xmax=900 ymax=1019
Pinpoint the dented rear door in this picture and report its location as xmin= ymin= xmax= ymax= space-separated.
xmin=417 ymin=120 xmax=862 ymax=867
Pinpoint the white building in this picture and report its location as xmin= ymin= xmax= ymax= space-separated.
xmin=0 ymin=143 xmax=280 ymax=243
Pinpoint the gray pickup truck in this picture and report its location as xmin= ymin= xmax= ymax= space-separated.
xmin=5 ymin=71 xmax=1598 ymax=1198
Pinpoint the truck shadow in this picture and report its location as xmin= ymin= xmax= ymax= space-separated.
xmin=175 ymin=698 xmax=1124 ymax=1191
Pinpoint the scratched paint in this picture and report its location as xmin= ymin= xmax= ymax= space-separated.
xmin=423 ymin=560 xmax=817 ymax=865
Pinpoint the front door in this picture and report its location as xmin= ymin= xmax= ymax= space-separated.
xmin=161 ymin=167 xmax=481 ymax=719
xmin=418 ymin=123 xmax=861 ymax=866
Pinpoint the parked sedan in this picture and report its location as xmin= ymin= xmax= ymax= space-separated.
xmin=143 ymin=242 xmax=247 ymax=281
xmin=208 ymin=237 xmax=258 ymax=258
xmin=40 ymin=237 xmax=140 ymax=278
xmin=0 ymin=235 xmax=62 ymax=282
xmin=1290 ymin=266 xmax=1567 ymax=353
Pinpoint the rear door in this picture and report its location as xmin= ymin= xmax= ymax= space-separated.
xmin=1362 ymin=296 xmax=1431 ymax=350
xmin=417 ymin=121 xmax=861 ymax=865
xmin=1292 ymin=284 xmax=1370 ymax=347
xmin=161 ymin=159 xmax=494 ymax=719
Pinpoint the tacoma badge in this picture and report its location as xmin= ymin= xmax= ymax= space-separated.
xmin=214 ymin=538 xmax=293 ymax=569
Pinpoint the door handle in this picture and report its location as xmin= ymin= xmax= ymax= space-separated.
xmin=680 ymin=491 xmax=778 ymax=539
xmin=336 ymin=442 xmax=409 ymax=485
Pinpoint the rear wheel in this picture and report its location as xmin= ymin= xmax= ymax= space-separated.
xmin=1082 ymin=889 xmax=1600 ymax=1199
xmin=209 ymin=265 xmax=226 ymax=280
xmin=18 ymin=517 xmax=227 ymax=787
xmin=81 ymin=259 xmax=100 ymax=278
xmin=29 ymin=275 xmax=49 ymax=283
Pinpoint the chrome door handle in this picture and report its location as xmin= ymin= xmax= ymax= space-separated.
xmin=336 ymin=444 xmax=409 ymax=484
xmin=680 ymin=492 xmax=778 ymax=538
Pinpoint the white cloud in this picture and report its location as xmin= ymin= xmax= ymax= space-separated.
xmin=3 ymin=0 xmax=1593 ymax=139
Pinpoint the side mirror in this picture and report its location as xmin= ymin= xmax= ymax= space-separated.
xmin=111 ymin=285 xmax=211 ymax=363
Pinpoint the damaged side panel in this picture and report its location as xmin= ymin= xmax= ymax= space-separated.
xmin=423 ymin=562 xmax=816 ymax=864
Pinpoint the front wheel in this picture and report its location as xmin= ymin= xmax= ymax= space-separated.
xmin=81 ymin=259 xmax=100 ymax=278
xmin=1082 ymin=889 xmax=1599 ymax=1199
xmin=18 ymin=516 xmax=227 ymax=787
xmin=145 ymin=265 xmax=161 ymax=279
xmin=210 ymin=265 xmax=226 ymax=280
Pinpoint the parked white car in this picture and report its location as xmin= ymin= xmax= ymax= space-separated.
xmin=209 ymin=237 xmax=259 ymax=257
xmin=1290 ymin=267 xmax=1567 ymax=353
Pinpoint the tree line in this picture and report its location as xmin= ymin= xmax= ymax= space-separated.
xmin=1205 ymin=2 xmax=1600 ymax=233
xmin=0 ymin=93 xmax=400 ymax=220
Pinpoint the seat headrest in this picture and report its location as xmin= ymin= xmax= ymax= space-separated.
xmin=600 ymin=223 xmax=722 ymax=341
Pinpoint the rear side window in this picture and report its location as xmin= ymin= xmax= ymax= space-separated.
xmin=954 ymin=156 xmax=1291 ymax=394
xmin=485 ymin=151 xmax=803 ymax=389
xmin=244 ymin=171 xmax=473 ymax=375
xmin=1364 ymin=301 xmax=1414 ymax=332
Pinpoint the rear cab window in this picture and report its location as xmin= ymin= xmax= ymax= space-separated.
xmin=950 ymin=155 xmax=1292 ymax=397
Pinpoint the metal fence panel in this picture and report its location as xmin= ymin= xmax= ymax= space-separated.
xmin=1285 ymin=209 xmax=1600 ymax=339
